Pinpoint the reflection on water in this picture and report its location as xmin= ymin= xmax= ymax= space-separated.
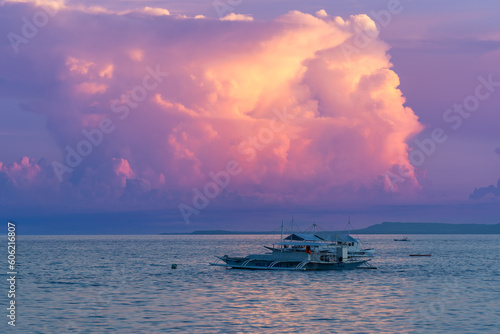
xmin=8 ymin=234 xmax=500 ymax=333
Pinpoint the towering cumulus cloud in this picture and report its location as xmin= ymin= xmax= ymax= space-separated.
xmin=0 ymin=1 xmax=422 ymax=214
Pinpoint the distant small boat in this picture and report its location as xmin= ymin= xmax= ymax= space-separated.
xmin=394 ymin=237 xmax=409 ymax=241
xmin=409 ymin=254 xmax=431 ymax=257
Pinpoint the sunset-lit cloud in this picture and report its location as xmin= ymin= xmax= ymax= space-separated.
xmin=220 ymin=13 xmax=253 ymax=21
xmin=136 ymin=6 xmax=170 ymax=16
xmin=0 ymin=1 xmax=423 ymax=215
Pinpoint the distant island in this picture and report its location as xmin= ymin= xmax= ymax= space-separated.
xmin=191 ymin=230 xmax=273 ymax=235
xmin=161 ymin=222 xmax=500 ymax=235
xmin=351 ymin=222 xmax=500 ymax=234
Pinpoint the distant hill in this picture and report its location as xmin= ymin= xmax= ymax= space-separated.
xmin=352 ymin=222 xmax=500 ymax=234
xmin=190 ymin=230 xmax=277 ymax=235
xmin=167 ymin=222 xmax=500 ymax=235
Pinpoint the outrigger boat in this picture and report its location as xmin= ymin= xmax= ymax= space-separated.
xmin=211 ymin=222 xmax=375 ymax=271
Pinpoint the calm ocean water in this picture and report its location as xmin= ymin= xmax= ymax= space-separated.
xmin=4 ymin=234 xmax=500 ymax=333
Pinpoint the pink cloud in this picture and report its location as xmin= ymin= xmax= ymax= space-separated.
xmin=0 ymin=2 xmax=423 ymax=211
xmin=220 ymin=13 xmax=253 ymax=21
xmin=5 ymin=156 xmax=41 ymax=183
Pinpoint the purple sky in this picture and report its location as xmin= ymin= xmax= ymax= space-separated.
xmin=1 ymin=0 xmax=499 ymax=233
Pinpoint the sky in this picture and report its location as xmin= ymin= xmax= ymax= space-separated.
xmin=0 ymin=0 xmax=499 ymax=234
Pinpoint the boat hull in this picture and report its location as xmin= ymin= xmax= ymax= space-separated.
xmin=213 ymin=255 xmax=367 ymax=271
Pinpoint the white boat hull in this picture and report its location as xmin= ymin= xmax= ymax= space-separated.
xmin=212 ymin=254 xmax=368 ymax=271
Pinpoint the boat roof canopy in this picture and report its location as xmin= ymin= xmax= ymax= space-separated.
xmin=318 ymin=233 xmax=359 ymax=243
xmin=284 ymin=233 xmax=325 ymax=241
xmin=275 ymin=241 xmax=335 ymax=247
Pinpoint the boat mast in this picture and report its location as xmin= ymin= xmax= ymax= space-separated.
xmin=280 ymin=220 xmax=284 ymax=252
xmin=348 ymin=216 xmax=351 ymax=235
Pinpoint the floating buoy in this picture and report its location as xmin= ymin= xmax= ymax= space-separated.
xmin=171 ymin=264 xmax=178 ymax=269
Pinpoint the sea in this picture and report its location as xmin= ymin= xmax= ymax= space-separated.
xmin=4 ymin=234 xmax=500 ymax=333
